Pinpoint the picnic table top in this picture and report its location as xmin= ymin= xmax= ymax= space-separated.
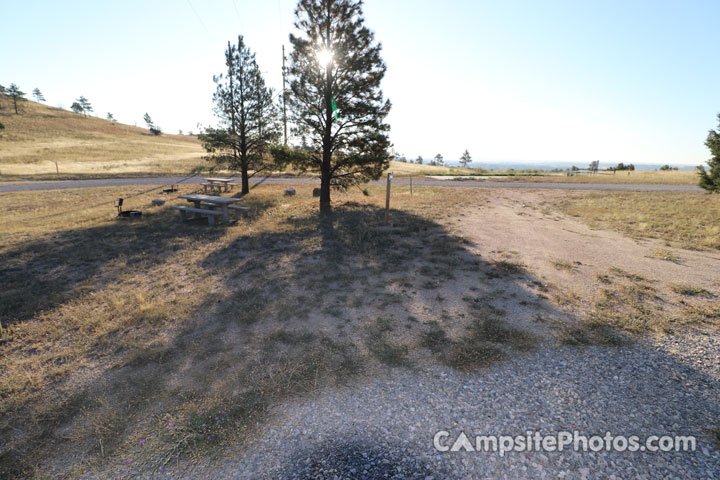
xmin=179 ymin=194 xmax=242 ymax=204
xmin=204 ymin=177 xmax=234 ymax=183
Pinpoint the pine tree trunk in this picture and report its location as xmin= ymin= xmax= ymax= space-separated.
xmin=13 ymin=97 xmax=18 ymax=115
xmin=320 ymin=60 xmax=333 ymax=214
xmin=320 ymin=161 xmax=332 ymax=212
xmin=241 ymin=165 xmax=250 ymax=195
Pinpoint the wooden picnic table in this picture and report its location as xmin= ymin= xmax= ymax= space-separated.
xmin=177 ymin=194 xmax=243 ymax=223
xmin=203 ymin=177 xmax=235 ymax=193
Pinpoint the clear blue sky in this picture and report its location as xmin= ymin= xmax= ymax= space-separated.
xmin=3 ymin=0 xmax=719 ymax=166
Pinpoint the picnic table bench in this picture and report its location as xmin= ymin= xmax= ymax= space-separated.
xmin=172 ymin=194 xmax=246 ymax=225
xmin=202 ymin=178 xmax=237 ymax=193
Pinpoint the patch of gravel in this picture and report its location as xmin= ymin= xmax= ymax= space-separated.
xmin=120 ymin=334 xmax=720 ymax=479
xmin=654 ymin=330 xmax=720 ymax=382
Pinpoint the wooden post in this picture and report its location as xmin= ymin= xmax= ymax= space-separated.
xmin=385 ymin=172 xmax=393 ymax=224
xmin=54 ymin=161 xmax=59 ymax=176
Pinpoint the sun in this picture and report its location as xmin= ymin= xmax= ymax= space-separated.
xmin=316 ymin=48 xmax=334 ymax=68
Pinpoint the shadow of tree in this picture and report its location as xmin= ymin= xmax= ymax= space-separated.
xmin=0 ymin=210 xmax=223 ymax=325
xmin=3 ymin=199 xmax=719 ymax=479
xmin=0 ymin=195 xmax=278 ymax=326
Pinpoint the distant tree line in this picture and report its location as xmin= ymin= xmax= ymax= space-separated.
xmin=391 ymin=150 xmax=472 ymax=167
xmin=607 ymin=163 xmax=635 ymax=171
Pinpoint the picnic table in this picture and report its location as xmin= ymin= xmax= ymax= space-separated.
xmin=172 ymin=194 xmax=246 ymax=225
xmin=202 ymin=177 xmax=236 ymax=193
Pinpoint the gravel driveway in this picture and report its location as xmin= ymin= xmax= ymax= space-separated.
xmin=122 ymin=334 xmax=719 ymax=479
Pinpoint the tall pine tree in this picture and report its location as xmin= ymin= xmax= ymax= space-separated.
xmin=201 ymin=36 xmax=280 ymax=194
xmin=6 ymin=84 xmax=26 ymax=114
xmin=698 ymin=113 xmax=720 ymax=192
xmin=460 ymin=149 xmax=472 ymax=167
xmin=281 ymin=0 xmax=391 ymax=211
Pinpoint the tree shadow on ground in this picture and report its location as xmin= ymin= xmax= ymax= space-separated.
xmin=0 ymin=195 xmax=277 ymax=326
xmin=3 ymin=200 xmax=718 ymax=479
xmin=0 ymin=199 xmax=276 ymax=478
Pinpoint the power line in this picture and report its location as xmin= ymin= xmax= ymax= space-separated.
xmin=186 ymin=0 xmax=210 ymax=33
xmin=231 ymin=0 xmax=242 ymax=23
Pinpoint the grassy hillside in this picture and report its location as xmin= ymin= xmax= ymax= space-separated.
xmin=0 ymin=100 xmax=205 ymax=178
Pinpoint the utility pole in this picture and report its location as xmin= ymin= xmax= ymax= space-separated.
xmin=282 ymin=45 xmax=288 ymax=146
xmin=227 ymin=41 xmax=239 ymax=168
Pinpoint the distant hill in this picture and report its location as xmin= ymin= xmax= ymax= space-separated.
xmin=0 ymin=100 xmax=204 ymax=178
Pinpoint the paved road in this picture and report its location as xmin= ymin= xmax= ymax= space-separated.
xmin=0 ymin=175 xmax=703 ymax=193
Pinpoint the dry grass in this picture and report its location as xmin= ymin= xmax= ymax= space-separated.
xmin=554 ymin=263 xmax=719 ymax=344
xmin=670 ymin=284 xmax=710 ymax=297
xmin=589 ymin=269 xmax=718 ymax=335
xmin=498 ymin=170 xmax=699 ymax=185
xmin=0 ymin=100 xmax=205 ymax=178
xmin=550 ymin=258 xmax=575 ymax=271
xmin=387 ymin=161 xmax=477 ymax=177
xmin=3 ymin=177 xmax=716 ymax=476
xmin=556 ymin=191 xmax=720 ymax=250
xmin=2 ymin=182 xmax=553 ymax=478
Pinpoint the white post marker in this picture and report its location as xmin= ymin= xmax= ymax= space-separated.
xmin=385 ymin=172 xmax=393 ymax=224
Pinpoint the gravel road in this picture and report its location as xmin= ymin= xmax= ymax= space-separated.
xmin=119 ymin=334 xmax=720 ymax=479
xmin=0 ymin=176 xmax=704 ymax=193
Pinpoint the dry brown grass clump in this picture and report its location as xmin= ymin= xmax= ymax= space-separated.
xmin=557 ymin=267 xmax=719 ymax=345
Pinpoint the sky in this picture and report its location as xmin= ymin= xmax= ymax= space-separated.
xmin=3 ymin=0 xmax=719 ymax=166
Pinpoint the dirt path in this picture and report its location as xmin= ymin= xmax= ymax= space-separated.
xmin=454 ymin=189 xmax=720 ymax=303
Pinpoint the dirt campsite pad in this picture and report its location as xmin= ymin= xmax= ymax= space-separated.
xmin=0 ymin=184 xmax=718 ymax=478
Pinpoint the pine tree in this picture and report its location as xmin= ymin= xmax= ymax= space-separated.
xmin=201 ymin=36 xmax=280 ymax=194
xmin=434 ymin=153 xmax=444 ymax=166
xmin=282 ymin=0 xmax=391 ymax=211
xmin=143 ymin=113 xmax=161 ymax=135
xmin=32 ymin=88 xmax=45 ymax=103
xmin=698 ymin=113 xmax=720 ymax=192
xmin=106 ymin=112 xmax=115 ymax=123
xmin=75 ymin=96 xmax=92 ymax=116
xmin=416 ymin=156 xmax=423 ymax=165
xmin=460 ymin=149 xmax=472 ymax=167
xmin=6 ymin=84 xmax=26 ymax=114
